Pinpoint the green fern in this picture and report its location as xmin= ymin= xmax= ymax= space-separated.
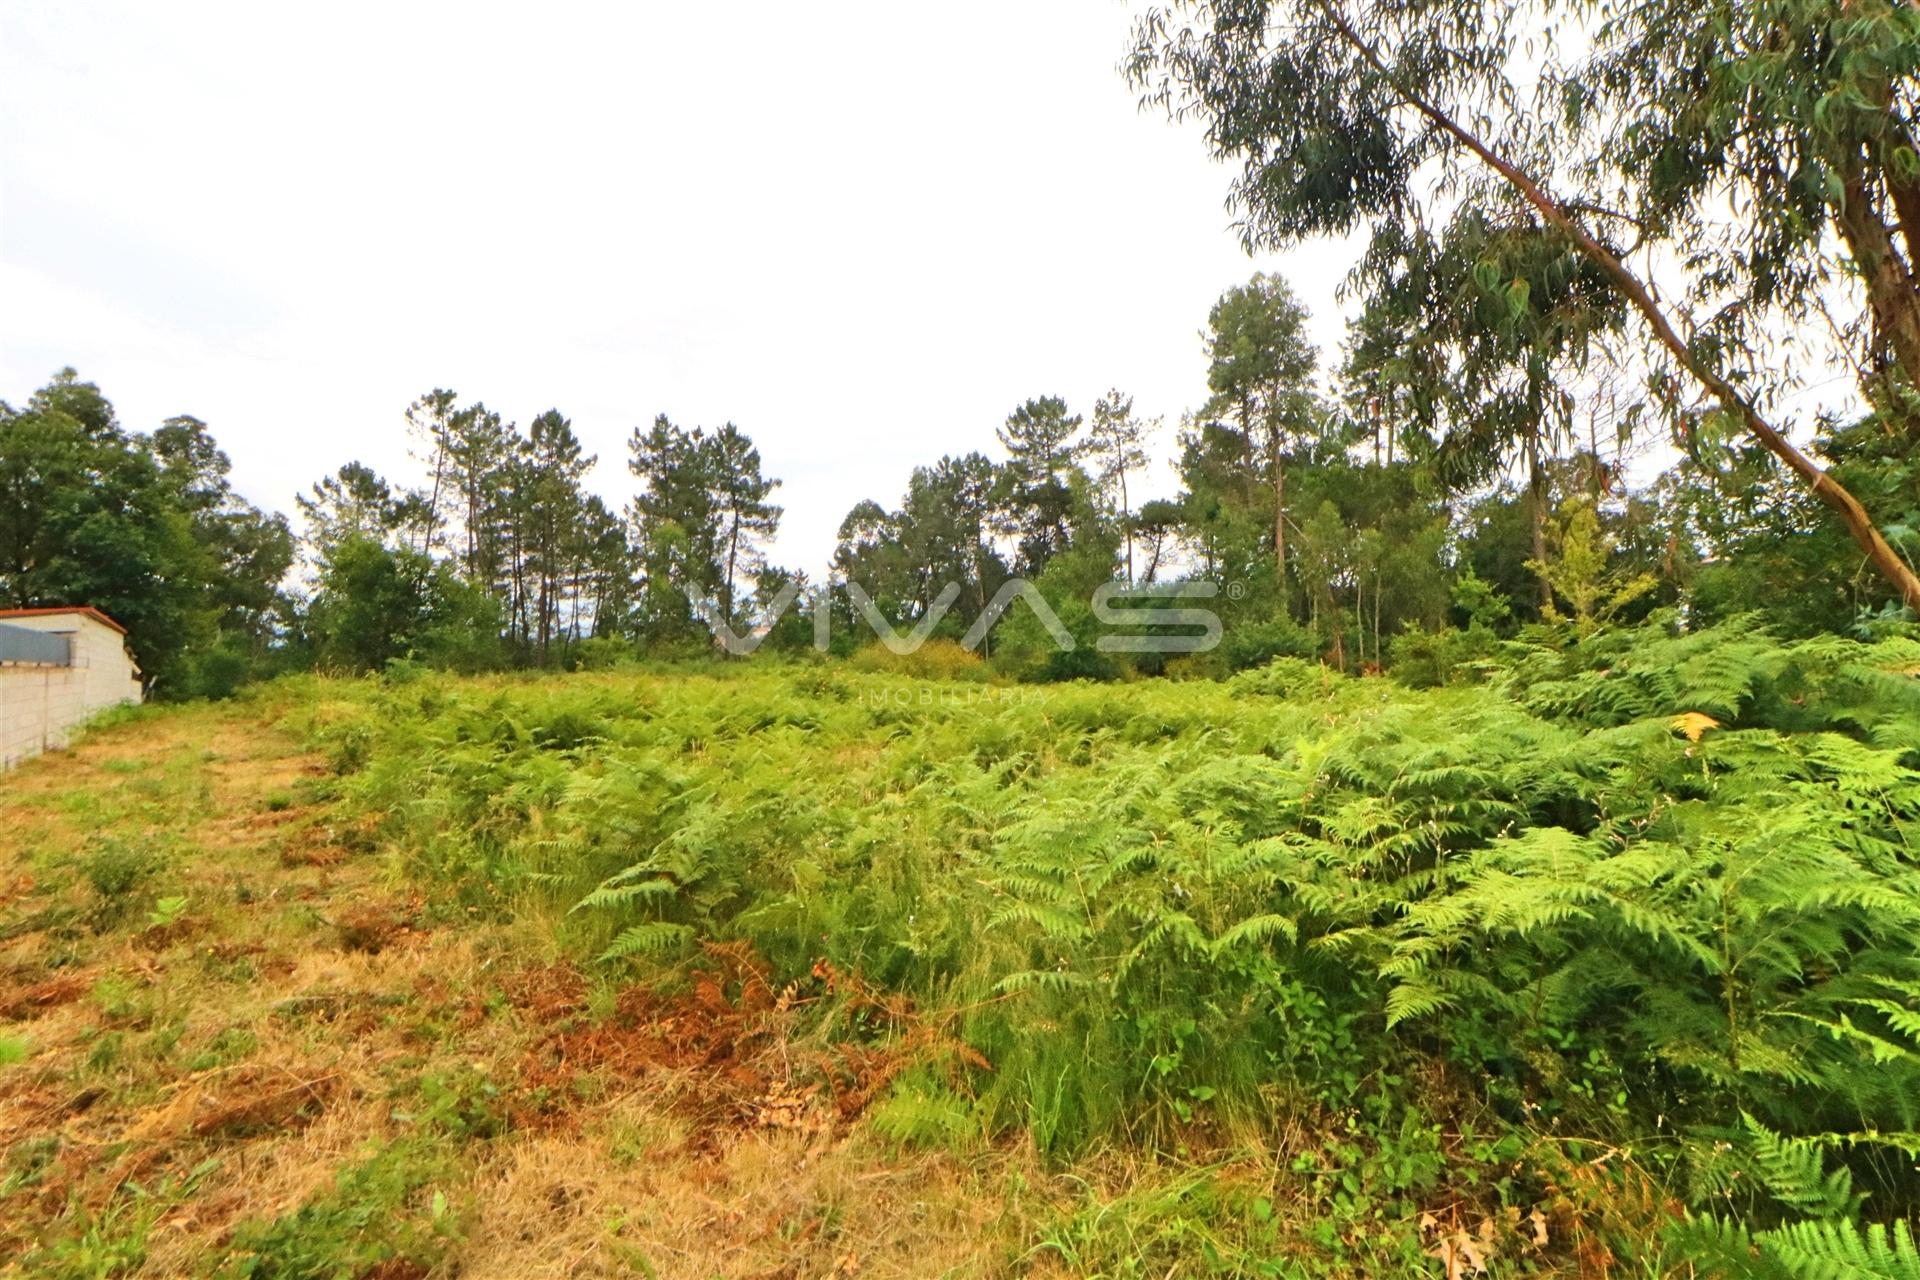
xmin=1764 ymin=1219 xmax=1920 ymax=1280
xmin=869 ymin=1080 xmax=979 ymax=1149
xmin=309 ymin=619 xmax=1920 ymax=1237
xmin=1741 ymin=1115 xmax=1863 ymax=1219
xmin=1669 ymin=1216 xmax=1920 ymax=1280
xmin=597 ymin=921 xmax=693 ymax=962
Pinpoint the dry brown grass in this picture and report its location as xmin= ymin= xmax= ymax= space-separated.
xmin=458 ymin=1114 xmax=1043 ymax=1280
xmin=0 ymin=701 xmax=1052 ymax=1278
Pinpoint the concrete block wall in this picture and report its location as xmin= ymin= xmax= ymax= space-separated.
xmin=0 ymin=666 xmax=91 ymax=768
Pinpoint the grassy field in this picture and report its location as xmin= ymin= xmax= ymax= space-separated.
xmin=3 ymin=636 xmax=1918 ymax=1277
xmin=0 ymin=688 xmax=1096 ymax=1278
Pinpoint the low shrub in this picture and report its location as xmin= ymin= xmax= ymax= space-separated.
xmin=1219 ymin=618 xmax=1319 ymax=671
xmin=80 ymin=838 xmax=154 ymax=922
xmin=846 ymin=637 xmax=988 ymax=681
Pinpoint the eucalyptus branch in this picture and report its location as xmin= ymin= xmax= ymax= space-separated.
xmin=1308 ymin=0 xmax=1920 ymax=608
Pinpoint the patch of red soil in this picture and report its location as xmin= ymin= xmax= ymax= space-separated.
xmin=360 ymin=1260 xmax=431 ymax=1280
xmin=190 ymin=1065 xmax=340 ymax=1140
xmin=333 ymin=898 xmax=425 ymax=954
xmin=0 ymin=874 xmax=36 ymax=910
xmin=501 ymin=962 xmax=589 ymax=1023
xmin=0 ymin=971 xmax=90 ymax=1019
xmin=135 ymin=918 xmax=206 ymax=952
xmin=280 ymin=841 xmax=347 ymax=868
xmin=513 ymin=944 xmax=979 ymax=1146
xmin=10 ymin=1063 xmax=341 ymax=1219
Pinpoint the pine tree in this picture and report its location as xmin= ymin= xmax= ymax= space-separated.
xmin=1203 ymin=274 xmax=1319 ymax=600
xmin=996 ymin=396 xmax=1085 ymax=576
xmin=705 ymin=423 xmax=781 ymax=632
xmin=522 ymin=409 xmax=593 ymax=661
xmin=1089 ymin=389 xmax=1154 ymax=584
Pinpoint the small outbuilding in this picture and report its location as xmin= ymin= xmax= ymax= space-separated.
xmin=0 ymin=607 xmax=145 ymax=769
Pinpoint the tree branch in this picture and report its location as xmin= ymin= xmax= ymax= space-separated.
xmin=1309 ymin=0 xmax=1920 ymax=609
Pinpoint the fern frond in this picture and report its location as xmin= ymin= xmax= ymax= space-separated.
xmin=1210 ymin=913 xmax=1299 ymax=954
xmin=570 ymin=877 xmax=677 ymax=913
xmin=1384 ymin=980 xmax=1455 ymax=1026
xmin=597 ymin=921 xmax=693 ymax=962
xmin=1741 ymin=1113 xmax=1863 ymax=1219
xmin=1764 ymin=1218 xmax=1920 ymax=1280
xmin=994 ymin=969 xmax=1096 ymax=995
xmin=986 ymin=901 xmax=1091 ymax=941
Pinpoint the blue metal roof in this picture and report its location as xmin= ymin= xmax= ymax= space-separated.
xmin=0 ymin=622 xmax=71 ymax=666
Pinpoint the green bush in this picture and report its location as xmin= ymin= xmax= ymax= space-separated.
xmin=1387 ymin=622 xmax=1499 ymax=687
xmin=846 ymin=637 xmax=988 ymax=681
xmin=573 ymin=635 xmax=640 ymax=671
xmin=220 ymin=1140 xmax=458 ymax=1280
xmin=1219 ymin=617 xmax=1319 ymax=671
xmin=168 ymin=635 xmax=260 ymax=701
xmin=81 ymin=838 xmax=155 ymax=919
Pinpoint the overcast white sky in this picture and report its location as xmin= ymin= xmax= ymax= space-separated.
xmin=0 ymin=1 xmax=1359 ymax=575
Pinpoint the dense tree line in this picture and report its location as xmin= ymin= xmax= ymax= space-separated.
xmin=294 ymin=393 xmax=638 ymax=672
xmin=7 ymin=241 xmax=1912 ymax=692
xmin=0 ymin=370 xmax=293 ymax=696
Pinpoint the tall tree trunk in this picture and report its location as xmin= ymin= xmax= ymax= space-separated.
xmin=1526 ymin=425 xmax=1550 ymax=609
xmin=538 ymin=565 xmax=551 ymax=663
xmin=1271 ymin=424 xmax=1288 ymax=608
xmin=1353 ymin=576 xmax=1363 ymax=667
xmin=722 ymin=513 xmax=740 ymax=652
xmin=1834 ymin=152 xmax=1920 ymax=412
xmin=512 ymin=534 xmax=529 ymax=650
xmin=1372 ymin=565 xmax=1383 ymax=669
xmin=1587 ymin=407 xmax=1603 ymax=504
xmin=418 ymin=443 xmax=445 ymax=559
xmin=1119 ymin=467 xmax=1134 ymax=585
xmin=970 ymin=540 xmax=990 ymax=658
xmin=568 ymin=556 xmax=585 ymax=644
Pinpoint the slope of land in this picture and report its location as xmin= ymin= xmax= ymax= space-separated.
xmin=4 ymin=630 xmax=1919 ymax=1277
xmin=0 ymin=692 xmax=1068 ymax=1278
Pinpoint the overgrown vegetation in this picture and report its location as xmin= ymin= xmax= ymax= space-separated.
xmin=244 ymin=618 xmax=1918 ymax=1274
xmin=4 ymin=620 xmax=1917 ymax=1272
xmin=11 ymin=1 xmax=1920 ymax=1273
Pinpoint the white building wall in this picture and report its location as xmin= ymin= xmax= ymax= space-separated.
xmin=0 ymin=614 xmax=143 ymax=769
